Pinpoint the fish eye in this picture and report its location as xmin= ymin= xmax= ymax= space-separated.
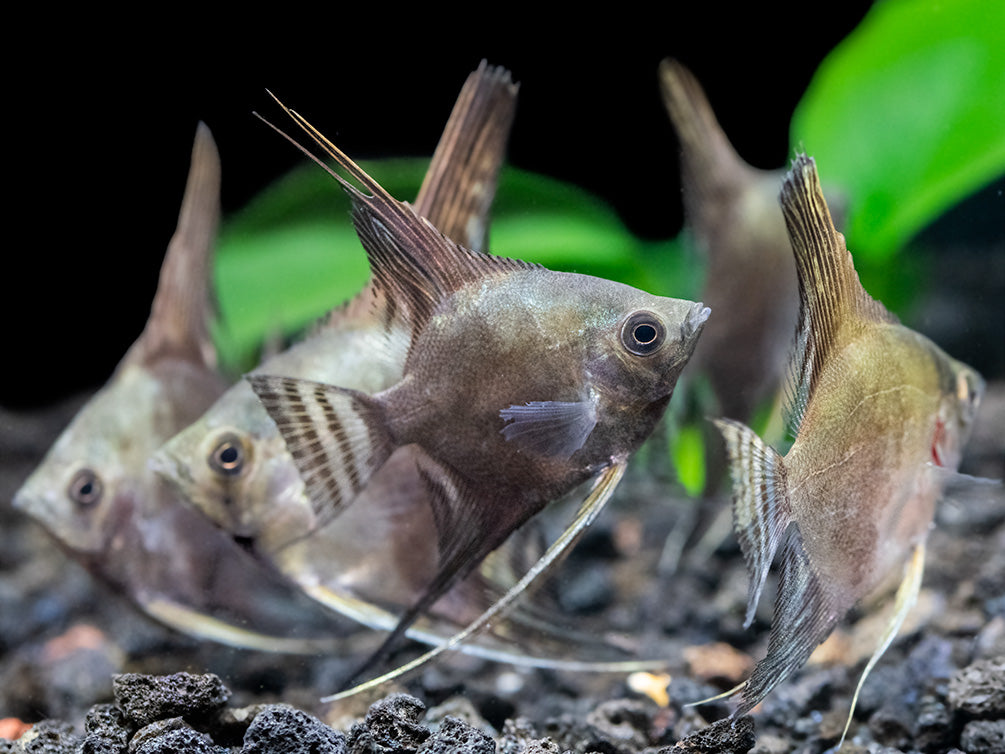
xmin=621 ymin=311 xmax=666 ymax=356
xmin=209 ymin=433 xmax=247 ymax=476
xmin=68 ymin=468 xmax=103 ymax=506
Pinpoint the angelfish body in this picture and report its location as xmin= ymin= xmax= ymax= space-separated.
xmin=249 ymin=99 xmax=710 ymax=669
xmin=715 ymin=154 xmax=983 ymax=716
xmin=13 ymin=124 xmax=347 ymax=650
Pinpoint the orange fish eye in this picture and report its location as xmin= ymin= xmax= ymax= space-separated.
xmin=621 ymin=311 xmax=666 ymax=356
xmin=68 ymin=468 xmax=103 ymax=506
xmin=209 ymin=433 xmax=247 ymax=476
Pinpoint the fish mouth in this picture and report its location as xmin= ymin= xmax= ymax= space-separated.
xmin=682 ymin=302 xmax=711 ymax=341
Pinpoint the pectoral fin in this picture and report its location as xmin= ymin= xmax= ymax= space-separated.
xmin=325 ymin=461 xmax=628 ymax=702
xmin=500 ymin=399 xmax=598 ymax=459
xmin=247 ymin=375 xmax=393 ymax=528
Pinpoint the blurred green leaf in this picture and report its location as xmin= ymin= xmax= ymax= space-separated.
xmin=791 ymin=0 xmax=1005 ymax=257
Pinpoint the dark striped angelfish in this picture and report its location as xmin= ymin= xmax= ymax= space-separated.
xmin=248 ymin=96 xmax=710 ymax=692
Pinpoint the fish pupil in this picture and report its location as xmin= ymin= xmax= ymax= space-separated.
xmin=210 ymin=433 xmax=245 ymax=475
xmin=68 ymin=468 xmax=102 ymax=506
xmin=634 ymin=323 xmax=658 ymax=345
xmin=621 ymin=311 xmax=666 ymax=356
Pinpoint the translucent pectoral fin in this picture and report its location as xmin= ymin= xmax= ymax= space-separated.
xmin=500 ymin=399 xmax=598 ymax=460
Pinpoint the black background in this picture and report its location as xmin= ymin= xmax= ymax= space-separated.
xmin=9 ymin=6 xmax=892 ymax=408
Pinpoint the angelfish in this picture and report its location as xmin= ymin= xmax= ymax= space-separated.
xmin=248 ymin=98 xmax=710 ymax=683
xmin=13 ymin=124 xmax=347 ymax=652
xmin=713 ymin=154 xmax=984 ymax=740
xmin=152 ymin=65 xmax=555 ymax=645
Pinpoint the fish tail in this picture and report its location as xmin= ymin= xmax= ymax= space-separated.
xmin=713 ymin=418 xmax=791 ymax=628
xmin=247 ymin=375 xmax=393 ymax=527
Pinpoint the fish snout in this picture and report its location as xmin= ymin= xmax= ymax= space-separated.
xmin=682 ymin=302 xmax=711 ymax=342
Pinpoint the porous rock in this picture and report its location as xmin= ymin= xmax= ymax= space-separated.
xmin=660 ymin=715 xmax=755 ymax=754
xmin=360 ymin=693 xmax=430 ymax=751
xmin=112 ymin=672 xmax=230 ymax=728
xmin=416 ymin=716 xmax=495 ymax=754
xmin=242 ymin=704 xmax=346 ymax=754
xmin=960 ymin=719 xmax=1005 ymax=754
xmin=128 ymin=717 xmax=226 ymax=754
xmin=948 ymin=657 xmax=1005 ymax=718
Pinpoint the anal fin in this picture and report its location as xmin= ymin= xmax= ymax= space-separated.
xmin=713 ymin=418 xmax=791 ymax=627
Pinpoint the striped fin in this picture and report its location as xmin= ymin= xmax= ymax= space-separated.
xmin=737 ymin=525 xmax=841 ymax=714
xmin=415 ymin=60 xmax=519 ymax=253
xmin=247 ymin=375 xmax=392 ymax=527
xmin=779 ymin=154 xmax=895 ymax=432
xmin=714 ymin=418 xmax=791 ymax=628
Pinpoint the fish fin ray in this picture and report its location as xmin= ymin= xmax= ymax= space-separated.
xmin=837 ymin=542 xmax=925 ymax=749
xmin=500 ymin=399 xmax=599 ymax=460
xmin=341 ymin=453 xmax=543 ymax=686
xmin=779 ymin=154 xmax=896 ymax=433
xmin=247 ymin=375 xmax=392 ymax=527
xmin=257 ymin=93 xmax=538 ymax=342
xmin=714 ymin=418 xmax=791 ymax=627
xmin=415 ymin=60 xmax=518 ymax=253
xmin=144 ymin=598 xmax=340 ymax=654
xmin=324 ymin=461 xmax=627 ymax=702
xmin=738 ymin=525 xmax=842 ymax=714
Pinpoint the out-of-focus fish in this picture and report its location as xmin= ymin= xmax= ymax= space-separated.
xmin=248 ymin=96 xmax=710 ymax=686
xmin=713 ymin=154 xmax=984 ymax=741
xmin=659 ymin=59 xmax=846 ymax=499
xmin=13 ymin=124 xmax=349 ymax=652
xmin=155 ymin=65 xmax=567 ymax=653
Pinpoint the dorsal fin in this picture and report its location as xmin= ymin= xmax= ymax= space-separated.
xmin=779 ymin=154 xmax=895 ymax=431
xmin=414 ymin=60 xmax=519 ymax=252
xmin=258 ymin=93 xmax=538 ymax=342
xmin=126 ymin=122 xmax=220 ymax=370
xmin=658 ymin=58 xmax=748 ymax=205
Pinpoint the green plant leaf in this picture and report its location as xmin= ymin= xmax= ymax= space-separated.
xmin=791 ymin=0 xmax=1005 ymax=258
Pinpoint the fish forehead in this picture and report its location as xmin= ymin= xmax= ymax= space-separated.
xmin=429 ymin=268 xmax=693 ymax=341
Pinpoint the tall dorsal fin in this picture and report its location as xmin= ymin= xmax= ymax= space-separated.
xmin=258 ymin=93 xmax=537 ymax=341
xmin=414 ymin=60 xmax=519 ymax=252
xmin=127 ymin=122 xmax=220 ymax=370
xmin=779 ymin=154 xmax=895 ymax=431
xmin=658 ymin=58 xmax=747 ymax=203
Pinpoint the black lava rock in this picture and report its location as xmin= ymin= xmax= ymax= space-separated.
xmin=417 ymin=717 xmax=495 ymax=754
xmin=243 ymin=704 xmax=347 ymax=754
xmin=112 ymin=672 xmax=230 ymax=728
